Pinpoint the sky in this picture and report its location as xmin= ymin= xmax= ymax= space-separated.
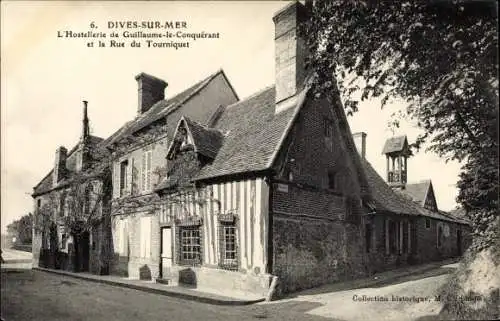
xmin=0 ymin=1 xmax=463 ymax=233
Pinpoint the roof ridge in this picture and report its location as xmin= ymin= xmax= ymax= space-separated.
xmin=155 ymin=69 xmax=224 ymax=120
xmin=108 ymin=69 xmax=225 ymax=142
xmin=225 ymin=84 xmax=275 ymax=110
xmin=407 ymin=179 xmax=432 ymax=185
xmin=184 ymin=115 xmax=223 ymax=133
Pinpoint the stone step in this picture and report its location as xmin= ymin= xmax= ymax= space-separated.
xmin=155 ymin=277 xmax=172 ymax=285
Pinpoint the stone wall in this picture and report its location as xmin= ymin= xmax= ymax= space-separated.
xmin=272 ymin=215 xmax=365 ymax=295
xmin=366 ymin=214 xmax=472 ymax=273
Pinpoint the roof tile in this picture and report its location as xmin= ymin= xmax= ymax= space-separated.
xmin=194 ymin=86 xmax=298 ymax=180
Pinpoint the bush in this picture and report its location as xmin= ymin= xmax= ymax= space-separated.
xmin=438 ymin=243 xmax=500 ymax=320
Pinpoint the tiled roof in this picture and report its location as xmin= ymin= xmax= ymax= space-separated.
xmin=439 ymin=209 xmax=471 ymax=225
xmin=104 ymin=69 xmax=226 ymax=147
xmin=362 ymin=159 xmax=418 ymax=216
xmin=382 ymin=135 xmax=408 ymax=154
xmin=361 ymin=159 xmax=466 ymax=224
xmin=194 ymin=86 xmax=300 ymax=181
xmin=32 ymin=135 xmax=104 ymax=196
xmin=401 ymin=180 xmax=432 ymax=207
xmin=183 ymin=117 xmax=224 ymax=159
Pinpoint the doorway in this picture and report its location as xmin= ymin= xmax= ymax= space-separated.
xmin=160 ymin=227 xmax=173 ymax=278
xmin=73 ymin=231 xmax=90 ymax=272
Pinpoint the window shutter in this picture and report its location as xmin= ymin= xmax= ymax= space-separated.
xmin=146 ymin=216 xmax=151 ymax=258
xmin=140 ymin=217 xmax=145 ymax=258
xmin=141 ymin=152 xmax=146 ymax=192
xmin=146 ymin=151 xmax=152 ymax=191
xmin=140 ymin=216 xmax=151 ymax=258
xmin=128 ymin=158 xmax=134 ymax=195
xmin=117 ymin=219 xmax=123 ymax=254
xmin=113 ymin=163 xmax=120 ymax=198
xmin=123 ymin=219 xmax=129 ymax=256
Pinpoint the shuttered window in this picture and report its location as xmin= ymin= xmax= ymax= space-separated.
xmin=140 ymin=216 xmax=152 ymax=258
xmin=117 ymin=218 xmax=129 ymax=256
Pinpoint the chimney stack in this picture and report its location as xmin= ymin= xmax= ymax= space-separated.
xmin=353 ymin=132 xmax=367 ymax=159
xmin=82 ymin=100 xmax=90 ymax=140
xmin=273 ymin=1 xmax=309 ymax=113
xmin=135 ymin=73 xmax=168 ymax=114
xmin=53 ymin=146 xmax=68 ymax=186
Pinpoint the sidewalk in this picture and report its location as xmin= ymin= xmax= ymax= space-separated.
xmin=32 ymin=267 xmax=265 ymax=306
xmin=32 ymin=257 xmax=459 ymax=307
xmin=1 ymin=248 xmax=33 ymax=269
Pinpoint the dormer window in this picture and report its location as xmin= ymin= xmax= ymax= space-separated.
xmin=283 ymin=167 xmax=293 ymax=181
xmin=179 ymin=127 xmax=188 ymax=147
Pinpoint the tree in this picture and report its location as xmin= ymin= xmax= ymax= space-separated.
xmin=301 ymin=1 xmax=498 ymax=318
xmin=302 ymin=0 xmax=498 ymax=245
xmin=35 ymin=152 xmax=112 ymax=238
xmin=33 ymin=142 xmax=113 ymax=272
xmin=7 ymin=213 xmax=33 ymax=244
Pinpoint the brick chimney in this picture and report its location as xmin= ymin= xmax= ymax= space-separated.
xmin=353 ymin=132 xmax=367 ymax=159
xmin=135 ymin=73 xmax=168 ymax=114
xmin=53 ymin=146 xmax=67 ymax=186
xmin=273 ymin=1 xmax=309 ymax=113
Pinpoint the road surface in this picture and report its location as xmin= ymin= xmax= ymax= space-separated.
xmin=1 ymin=248 xmax=456 ymax=321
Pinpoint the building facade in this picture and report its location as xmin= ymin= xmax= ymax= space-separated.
xmin=33 ymin=0 xmax=471 ymax=297
xmin=32 ymin=102 xmax=112 ymax=275
xmin=107 ymin=71 xmax=239 ymax=279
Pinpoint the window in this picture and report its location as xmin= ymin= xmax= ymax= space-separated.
xmin=141 ymin=150 xmax=153 ymax=192
xmin=437 ymin=225 xmax=444 ymax=248
xmin=59 ymin=193 xmax=66 ymax=217
xmin=425 ymin=218 xmax=431 ymax=229
xmin=388 ymin=220 xmax=398 ymax=254
xmin=83 ymin=184 xmax=93 ymax=216
xmin=60 ymin=233 xmax=68 ymax=251
xmin=324 ymin=118 xmax=333 ymax=137
xmin=219 ymin=221 xmax=238 ymax=270
xmin=402 ymin=221 xmax=409 ymax=253
xmin=324 ymin=118 xmax=334 ymax=151
xmin=119 ymin=160 xmax=128 ymax=196
xmin=328 ymin=171 xmax=336 ymax=190
xmin=140 ymin=216 xmax=151 ymax=258
xmin=37 ymin=199 xmax=41 ymax=208
xmin=283 ymin=167 xmax=293 ymax=181
xmin=365 ymin=223 xmax=372 ymax=253
xmin=180 ymin=227 xmax=201 ymax=265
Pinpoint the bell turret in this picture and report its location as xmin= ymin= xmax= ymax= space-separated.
xmin=382 ymin=135 xmax=411 ymax=188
